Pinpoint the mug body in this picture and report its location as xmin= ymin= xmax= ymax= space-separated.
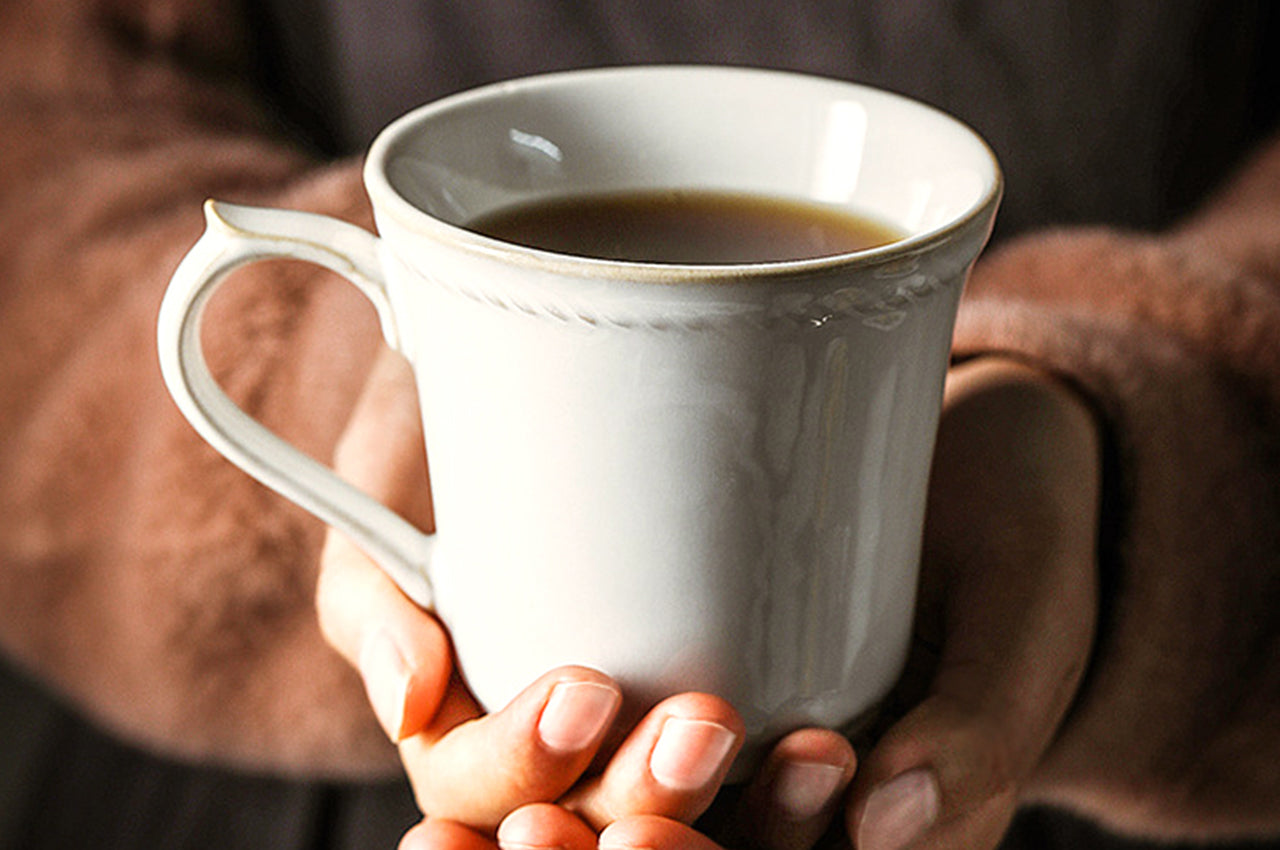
xmin=364 ymin=67 xmax=1001 ymax=744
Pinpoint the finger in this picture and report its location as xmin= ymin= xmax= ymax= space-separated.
xmin=597 ymin=815 xmax=727 ymax=850
xmin=496 ymin=804 xmax=600 ymax=850
xmin=565 ymin=692 xmax=744 ymax=830
xmin=317 ymin=349 xmax=451 ymax=740
xmin=401 ymin=666 xmax=623 ymax=828
xmin=740 ymin=728 xmax=856 ymax=850
xmin=318 ymin=528 xmax=455 ymax=741
xmin=847 ymin=357 xmax=1101 ymax=850
xmin=399 ymin=818 xmax=495 ymax=850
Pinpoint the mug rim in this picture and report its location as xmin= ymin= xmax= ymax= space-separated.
xmin=363 ymin=65 xmax=1003 ymax=283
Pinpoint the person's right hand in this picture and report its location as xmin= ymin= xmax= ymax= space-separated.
xmin=316 ymin=349 xmax=663 ymax=826
xmin=314 ymin=349 xmax=859 ymax=845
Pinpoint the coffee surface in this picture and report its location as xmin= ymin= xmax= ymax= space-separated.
xmin=467 ymin=190 xmax=900 ymax=264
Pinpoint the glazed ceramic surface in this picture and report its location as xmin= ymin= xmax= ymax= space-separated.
xmin=159 ymin=67 xmax=1001 ymax=762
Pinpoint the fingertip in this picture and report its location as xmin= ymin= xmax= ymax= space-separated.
xmin=405 ymin=667 xmax=621 ymax=828
xmin=847 ymin=699 xmax=1019 ymax=850
xmin=502 ymin=665 xmax=623 ymax=756
xmin=317 ymin=523 xmax=454 ymax=742
xmin=648 ymin=716 xmax=741 ymax=793
xmin=744 ymin=728 xmax=854 ymax=849
xmin=497 ymin=803 xmax=598 ymax=850
xmin=397 ymin=617 xmax=455 ymax=737
xmin=768 ymin=753 xmax=852 ymax=821
xmin=599 ymin=815 xmax=722 ymax=850
xmin=567 ymin=691 xmax=744 ymax=831
xmin=852 ymin=768 xmax=941 ymax=850
xmin=397 ymin=821 xmax=429 ymax=850
xmin=398 ymin=818 xmax=493 ymax=850
xmin=766 ymin=727 xmax=856 ymax=787
xmin=536 ymin=678 xmax=623 ymax=754
xmin=358 ymin=618 xmax=452 ymax=741
xmin=358 ymin=627 xmax=413 ymax=740
xmin=644 ymin=693 xmax=744 ymax=795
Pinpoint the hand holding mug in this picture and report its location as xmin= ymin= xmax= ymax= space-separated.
xmin=320 ymin=352 xmax=1099 ymax=850
xmin=315 ymin=348 xmax=858 ymax=845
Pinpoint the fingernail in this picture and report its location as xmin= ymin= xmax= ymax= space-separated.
xmin=772 ymin=760 xmax=846 ymax=820
xmin=358 ymin=629 xmax=411 ymax=741
xmin=649 ymin=717 xmax=738 ymax=791
xmin=598 ymin=824 xmax=655 ymax=850
xmin=858 ymin=769 xmax=940 ymax=850
xmin=497 ymin=833 xmax=565 ymax=850
xmin=496 ymin=807 xmax=565 ymax=850
xmin=537 ymin=681 xmax=621 ymax=753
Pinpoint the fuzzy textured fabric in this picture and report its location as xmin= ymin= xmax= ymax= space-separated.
xmin=2 ymin=0 xmax=1278 ymax=840
xmin=0 ymin=0 xmax=397 ymax=777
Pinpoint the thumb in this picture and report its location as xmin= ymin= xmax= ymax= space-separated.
xmin=846 ymin=358 xmax=1101 ymax=849
xmin=847 ymin=698 xmax=1019 ymax=850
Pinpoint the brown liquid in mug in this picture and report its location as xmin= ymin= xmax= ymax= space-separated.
xmin=467 ymin=190 xmax=901 ymax=264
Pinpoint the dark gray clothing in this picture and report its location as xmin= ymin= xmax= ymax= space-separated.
xmin=255 ymin=0 xmax=1280 ymax=240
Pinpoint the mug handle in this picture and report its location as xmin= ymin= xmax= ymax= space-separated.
xmin=157 ymin=200 xmax=435 ymax=608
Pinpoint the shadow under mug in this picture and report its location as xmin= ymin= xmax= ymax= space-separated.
xmin=158 ymin=66 xmax=1002 ymax=768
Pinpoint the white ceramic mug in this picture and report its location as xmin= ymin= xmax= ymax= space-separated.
xmin=158 ymin=66 xmax=1001 ymax=762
